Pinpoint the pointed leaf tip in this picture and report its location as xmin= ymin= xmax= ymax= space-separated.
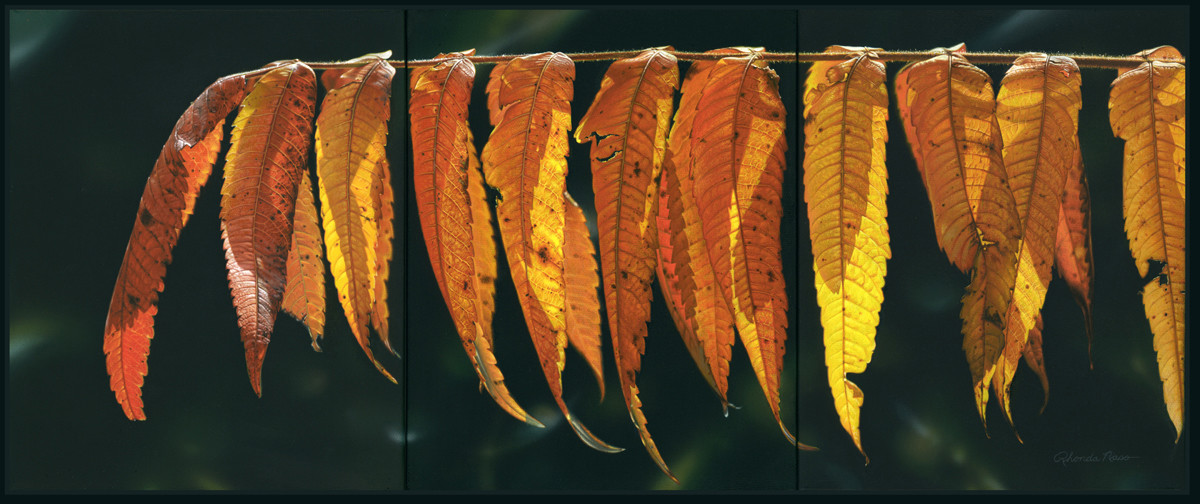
xmin=219 ymin=62 xmax=317 ymax=396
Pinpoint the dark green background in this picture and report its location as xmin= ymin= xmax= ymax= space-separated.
xmin=6 ymin=7 xmax=1189 ymax=492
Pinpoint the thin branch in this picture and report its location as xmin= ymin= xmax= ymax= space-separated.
xmin=381 ymin=48 xmax=1182 ymax=70
xmin=237 ymin=48 xmax=1183 ymax=80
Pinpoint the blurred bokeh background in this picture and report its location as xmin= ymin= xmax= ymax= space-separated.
xmin=6 ymin=7 xmax=1189 ymax=492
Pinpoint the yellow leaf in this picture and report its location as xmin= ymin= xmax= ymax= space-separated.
xmin=1109 ymin=45 xmax=1186 ymax=442
xmin=315 ymin=57 xmax=397 ymax=383
xmin=803 ymin=46 xmax=890 ymax=460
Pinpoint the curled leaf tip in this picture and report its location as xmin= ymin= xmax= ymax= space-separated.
xmin=565 ymin=412 xmax=624 ymax=453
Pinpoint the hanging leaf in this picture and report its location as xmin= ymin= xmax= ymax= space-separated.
xmin=654 ymin=167 xmax=728 ymax=409
xmin=563 ymin=193 xmax=605 ymax=398
xmin=1054 ymin=147 xmax=1094 ymax=365
xmin=575 ymin=48 xmax=684 ymax=477
xmin=315 ymin=57 xmax=397 ymax=382
xmin=803 ymin=46 xmax=890 ymax=460
xmin=104 ymin=74 xmax=249 ymax=420
xmin=688 ymin=47 xmax=804 ymax=449
xmin=992 ymin=53 xmax=1082 ymax=430
xmin=576 ymin=47 xmax=680 ymax=406
xmin=660 ymin=53 xmax=736 ymax=418
xmin=219 ymin=62 xmax=318 ymax=396
xmin=483 ymin=52 xmax=618 ymax=452
xmin=1021 ymin=313 xmax=1049 ymax=414
xmin=410 ymin=50 xmax=541 ymax=426
xmin=281 ymin=169 xmax=327 ymax=349
xmin=895 ymin=45 xmax=1021 ymax=430
xmin=1109 ymin=45 xmax=1186 ymax=442
xmin=366 ymin=53 xmax=397 ymax=357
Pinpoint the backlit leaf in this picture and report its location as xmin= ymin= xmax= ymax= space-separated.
xmin=575 ymin=48 xmax=680 ymax=405
xmin=803 ymin=46 xmax=890 ymax=459
xmin=1109 ymin=45 xmax=1186 ymax=441
xmin=483 ymin=52 xmax=617 ymax=452
xmin=281 ymin=169 xmax=327 ymax=349
xmin=410 ymin=50 xmax=541 ymax=426
xmin=1021 ymin=313 xmax=1049 ymax=414
xmin=688 ymin=47 xmax=805 ymax=449
xmin=315 ymin=57 xmax=397 ymax=383
xmin=564 ymin=193 xmax=605 ymax=398
xmin=992 ymin=53 xmax=1082 ymax=430
xmin=660 ymin=54 xmax=737 ymax=419
xmin=104 ymin=74 xmax=249 ymax=420
xmin=895 ymin=45 xmax=1021 ymax=430
xmin=1054 ymin=147 xmax=1094 ymax=365
xmin=219 ymin=62 xmax=317 ymax=396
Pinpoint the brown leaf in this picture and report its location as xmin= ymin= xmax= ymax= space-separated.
xmin=1021 ymin=313 xmax=1049 ymax=414
xmin=660 ymin=54 xmax=737 ymax=418
xmin=564 ymin=193 xmax=605 ymax=399
xmin=689 ymin=47 xmax=804 ymax=449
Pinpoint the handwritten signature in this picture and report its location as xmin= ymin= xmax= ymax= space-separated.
xmin=1052 ymin=450 xmax=1140 ymax=467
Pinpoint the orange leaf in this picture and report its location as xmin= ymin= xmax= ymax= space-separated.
xmin=654 ymin=167 xmax=728 ymax=410
xmin=1109 ymin=45 xmax=1186 ymax=441
xmin=482 ymin=52 xmax=618 ymax=452
xmin=992 ymin=53 xmax=1082 ymax=431
xmin=575 ymin=48 xmax=680 ymax=405
xmin=1054 ymin=147 xmax=1094 ymax=365
xmin=688 ymin=47 xmax=804 ymax=449
xmin=281 ymin=169 xmax=327 ymax=349
xmin=219 ymin=62 xmax=318 ymax=396
xmin=315 ymin=57 xmax=397 ymax=383
xmin=659 ymin=55 xmax=737 ymax=417
xmin=564 ymin=194 xmax=605 ymax=398
xmin=803 ymin=46 xmax=890 ymax=460
xmin=895 ymin=45 xmax=1021 ymax=431
xmin=561 ymin=193 xmax=620 ymax=454
xmin=410 ymin=50 xmax=541 ymax=426
xmin=104 ymin=74 xmax=249 ymax=420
